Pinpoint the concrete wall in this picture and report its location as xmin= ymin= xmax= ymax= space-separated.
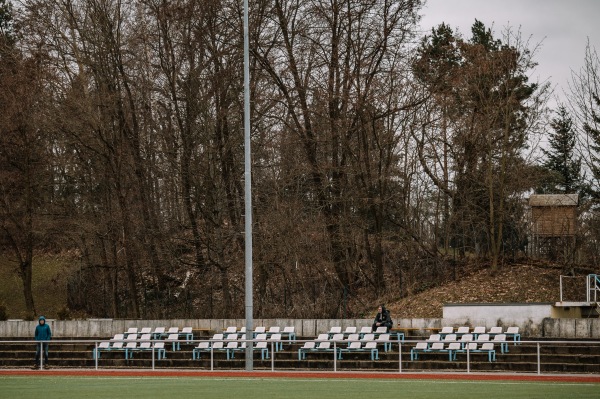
xmin=542 ymin=318 xmax=600 ymax=338
xmin=1 ymin=317 xmax=598 ymax=338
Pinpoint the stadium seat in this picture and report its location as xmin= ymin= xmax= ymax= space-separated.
xmin=440 ymin=326 xmax=453 ymax=338
xmin=328 ymin=326 xmax=342 ymax=338
xmin=192 ymin=341 xmax=210 ymax=360
xmin=410 ymin=342 xmax=429 ymax=360
xmin=154 ymin=342 xmax=166 ymax=360
xmin=359 ymin=326 xmax=372 ymax=338
xmin=473 ymin=326 xmax=486 ymax=339
xmin=181 ymin=327 xmax=193 ymax=343
xmin=456 ymin=326 xmax=470 ymax=336
xmin=298 ymin=341 xmax=316 ymax=360
xmin=493 ymin=334 xmax=509 ymax=353
xmin=282 ymin=326 xmax=296 ymax=343
xmin=125 ymin=327 xmax=138 ymax=339
xmin=506 ymin=327 xmax=521 ymax=344
xmin=343 ymin=326 xmax=357 ymax=336
xmin=375 ymin=333 xmax=392 ymax=352
xmin=92 ymin=341 xmax=111 ymax=359
xmin=152 ymin=327 xmax=166 ymax=340
xmin=166 ymin=333 xmax=180 ymax=351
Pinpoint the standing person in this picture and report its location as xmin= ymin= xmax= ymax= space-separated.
xmin=33 ymin=315 xmax=51 ymax=369
xmin=372 ymin=305 xmax=393 ymax=332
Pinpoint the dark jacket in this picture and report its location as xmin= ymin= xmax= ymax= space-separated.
xmin=374 ymin=308 xmax=393 ymax=328
xmin=34 ymin=316 xmax=52 ymax=341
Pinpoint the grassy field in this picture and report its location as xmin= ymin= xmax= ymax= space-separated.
xmin=0 ymin=376 xmax=598 ymax=399
xmin=0 ymin=255 xmax=73 ymax=319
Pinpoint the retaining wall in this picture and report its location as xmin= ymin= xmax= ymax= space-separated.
xmin=1 ymin=317 xmax=598 ymax=338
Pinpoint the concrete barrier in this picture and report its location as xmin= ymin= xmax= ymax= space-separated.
xmin=1 ymin=317 xmax=599 ymax=338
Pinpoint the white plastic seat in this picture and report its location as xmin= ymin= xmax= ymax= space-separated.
xmin=125 ymin=327 xmax=138 ymax=338
xmin=124 ymin=341 xmax=137 ymax=359
xmin=359 ymin=326 xmax=372 ymax=337
xmin=192 ymin=341 xmax=210 ymax=360
xmin=443 ymin=333 xmax=457 ymax=342
xmin=473 ymin=326 xmax=486 ymax=338
xmin=224 ymin=326 xmax=237 ymax=334
xmin=488 ymin=326 xmax=503 ymax=336
xmin=376 ymin=333 xmax=392 ymax=352
xmin=440 ymin=326 xmax=453 ymax=336
xmin=268 ymin=333 xmax=283 ymax=351
xmin=92 ymin=341 xmax=111 ymax=359
xmin=410 ymin=342 xmax=429 ymax=360
xmin=282 ymin=326 xmax=296 ymax=342
xmin=456 ymin=326 xmax=470 ymax=336
xmin=166 ymin=333 xmax=181 ymax=351
xmin=181 ymin=327 xmax=193 ymax=343
xmin=506 ymin=326 xmax=521 ymax=344
xmin=343 ymin=326 xmax=357 ymax=336
xmin=154 ymin=342 xmax=166 ymax=359
xmin=140 ymin=327 xmax=152 ymax=335
xmin=426 ymin=334 xmax=441 ymax=342
xmin=298 ymin=341 xmax=316 ymax=360
xmin=476 ymin=333 xmax=490 ymax=342
xmin=152 ymin=327 xmax=166 ymax=339
xmin=493 ymin=333 xmax=509 ymax=353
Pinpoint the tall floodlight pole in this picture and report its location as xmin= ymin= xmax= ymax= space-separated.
xmin=243 ymin=0 xmax=254 ymax=371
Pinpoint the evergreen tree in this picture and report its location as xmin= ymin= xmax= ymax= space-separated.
xmin=541 ymin=106 xmax=584 ymax=194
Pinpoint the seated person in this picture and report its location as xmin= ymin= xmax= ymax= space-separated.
xmin=372 ymin=305 xmax=393 ymax=332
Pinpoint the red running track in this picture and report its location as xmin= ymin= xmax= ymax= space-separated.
xmin=1 ymin=369 xmax=599 ymax=383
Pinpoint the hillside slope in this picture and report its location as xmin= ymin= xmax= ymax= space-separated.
xmin=386 ymin=263 xmax=576 ymax=319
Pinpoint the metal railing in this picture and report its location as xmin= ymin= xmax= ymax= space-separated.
xmin=2 ymin=338 xmax=599 ymax=375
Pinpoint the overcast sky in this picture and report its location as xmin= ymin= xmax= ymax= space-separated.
xmin=419 ymin=0 xmax=600 ymax=109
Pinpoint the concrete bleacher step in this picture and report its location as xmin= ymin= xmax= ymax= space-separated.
xmin=1 ymin=337 xmax=600 ymax=373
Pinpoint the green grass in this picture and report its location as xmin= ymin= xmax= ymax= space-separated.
xmin=0 ymin=376 xmax=598 ymax=399
xmin=0 ymin=255 xmax=73 ymax=319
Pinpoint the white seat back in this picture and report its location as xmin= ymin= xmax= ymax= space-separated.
xmin=111 ymin=334 xmax=124 ymax=341
xmin=460 ymin=334 xmax=474 ymax=342
xmin=182 ymin=327 xmax=192 ymax=334
xmin=167 ymin=327 xmax=179 ymax=334
xmin=348 ymin=341 xmax=362 ymax=349
xmin=427 ymin=334 xmax=441 ymax=341
xmin=255 ymin=333 xmax=267 ymax=340
xmin=457 ymin=326 xmax=470 ymax=334
xmin=489 ymin=326 xmax=503 ymax=334
xmin=226 ymin=333 xmax=238 ymax=340
xmin=431 ymin=342 xmax=445 ymax=350
xmin=444 ymin=333 xmax=457 ymax=342
xmin=414 ymin=342 xmax=428 ymax=350
xmin=140 ymin=327 xmax=152 ymax=334
xmin=212 ymin=333 xmax=224 ymax=340
xmin=316 ymin=334 xmax=329 ymax=341
xmin=359 ymin=327 xmax=372 ymax=334
xmin=347 ymin=334 xmax=359 ymax=342
xmin=139 ymin=342 xmax=151 ymax=349
xmin=98 ymin=342 xmax=110 ymax=349
xmin=361 ymin=333 xmax=375 ymax=341
xmin=139 ymin=334 xmax=152 ymax=341
xmin=195 ymin=342 xmax=210 ymax=349
xmin=473 ymin=326 xmax=486 ymax=335
xmin=283 ymin=326 xmax=295 ymax=333
xmin=364 ymin=341 xmax=377 ymax=349
xmin=225 ymin=326 xmax=237 ymax=334
xmin=477 ymin=334 xmax=490 ymax=342
xmin=329 ymin=326 xmax=342 ymax=334
xmin=493 ymin=334 xmax=506 ymax=342
xmin=344 ymin=326 xmax=357 ymax=334
xmin=440 ymin=326 xmax=453 ymax=334
xmin=331 ymin=333 xmax=344 ymax=341
xmin=376 ymin=334 xmax=390 ymax=342
xmin=507 ymin=326 xmax=519 ymax=334
xmin=254 ymin=326 xmax=266 ymax=334
xmin=481 ymin=343 xmax=494 ymax=351
xmin=301 ymin=341 xmax=316 ymax=350
xmin=212 ymin=341 xmax=224 ymax=349
xmin=375 ymin=326 xmax=388 ymax=334
xmin=268 ymin=326 xmax=280 ymax=333
xmin=317 ymin=341 xmax=331 ymax=350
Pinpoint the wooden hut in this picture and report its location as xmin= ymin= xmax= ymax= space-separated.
xmin=528 ymin=194 xmax=578 ymax=259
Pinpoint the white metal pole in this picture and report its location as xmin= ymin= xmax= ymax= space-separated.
xmin=243 ymin=0 xmax=254 ymax=371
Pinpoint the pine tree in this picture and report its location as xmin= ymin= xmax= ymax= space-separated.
xmin=541 ymin=106 xmax=584 ymax=194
